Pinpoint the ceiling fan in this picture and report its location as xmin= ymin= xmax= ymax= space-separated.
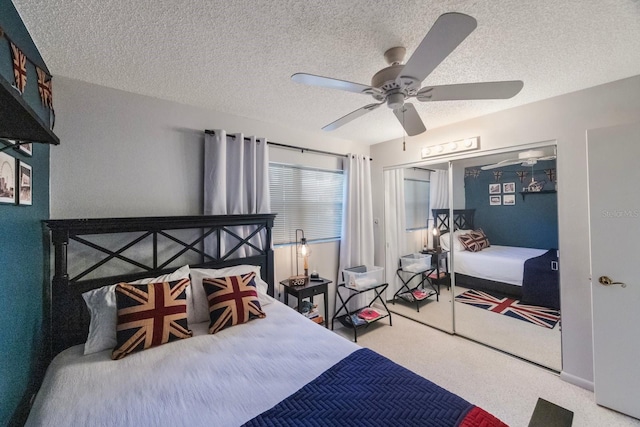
xmin=480 ymin=149 xmax=557 ymax=170
xmin=291 ymin=12 xmax=524 ymax=136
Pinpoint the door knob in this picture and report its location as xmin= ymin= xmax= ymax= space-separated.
xmin=598 ymin=276 xmax=627 ymax=288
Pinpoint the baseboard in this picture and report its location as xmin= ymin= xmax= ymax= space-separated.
xmin=560 ymin=371 xmax=594 ymax=391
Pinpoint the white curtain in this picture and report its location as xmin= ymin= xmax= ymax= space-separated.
xmin=428 ymin=169 xmax=448 ymax=248
xmin=384 ymin=169 xmax=407 ymax=297
xmin=204 ymin=130 xmax=270 ymax=258
xmin=338 ymin=154 xmax=375 ymax=311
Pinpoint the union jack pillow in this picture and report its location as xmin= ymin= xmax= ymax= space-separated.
xmin=112 ymin=278 xmax=192 ymax=360
xmin=458 ymin=228 xmax=491 ymax=252
xmin=203 ymin=272 xmax=266 ymax=334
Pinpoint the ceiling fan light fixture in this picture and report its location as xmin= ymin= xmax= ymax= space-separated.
xmin=387 ymin=93 xmax=405 ymax=109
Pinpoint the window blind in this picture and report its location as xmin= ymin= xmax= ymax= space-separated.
xmin=405 ymin=178 xmax=430 ymax=231
xmin=269 ymin=163 xmax=344 ymax=244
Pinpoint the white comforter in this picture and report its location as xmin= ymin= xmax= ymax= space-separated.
xmin=26 ymin=298 xmax=358 ymax=427
xmin=453 ymin=245 xmax=547 ymax=286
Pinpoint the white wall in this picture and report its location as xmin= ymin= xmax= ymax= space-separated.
xmin=371 ymin=74 xmax=640 ymax=389
xmin=50 ymin=76 xmax=368 ymax=316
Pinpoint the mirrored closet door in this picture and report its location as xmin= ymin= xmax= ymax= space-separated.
xmin=383 ymin=163 xmax=454 ymax=333
xmin=384 ymin=143 xmax=561 ymax=372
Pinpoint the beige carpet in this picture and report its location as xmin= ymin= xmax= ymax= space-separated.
xmin=332 ymin=315 xmax=640 ymax=427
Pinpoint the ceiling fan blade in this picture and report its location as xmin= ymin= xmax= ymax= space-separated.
xmin=480 ymin=159 xmax=523 ymax=170
xmin=397 ymin=12 xmax=477 ymax=89
xmin=291 ymin=73 xmax=382 ymax=96
xmin=416 ymin=80 xmax=524 ymax=102
xmin=393 ymin=103 xmax=427 ymax=136
xmin=322 ymin=102 xmax=383 ymax=131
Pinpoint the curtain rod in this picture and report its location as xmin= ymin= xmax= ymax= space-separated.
xmin=413 ymin=167 xmax=436 ymax=172
xmin=204 ymin=129 xmax=372 ymax=161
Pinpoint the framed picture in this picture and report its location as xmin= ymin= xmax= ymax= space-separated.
xmin=18 ymin=160 xmax=32 ymax=206
xmin=503 ymin=194 xmax=516 ymax=205
xmin=503 ymin=182 xmax=515 ymax=193
xmin=17 ymin=142 xmax=33 ymax=156
xmin=0 ymin=151 xmax=17 ymax=204
xmin=489 ymin=183 xmax=501 ymax=194
xmin=490 ymin=195 xmax=502 ymax=206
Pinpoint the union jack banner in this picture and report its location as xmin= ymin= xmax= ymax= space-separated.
xmin=493 ymin=171 xmax=503 ymax=182
xmin=10 ymin=42 xmax=27 ymax=93
xmin=465 ymin=168 xmax=481 ymax=179
xmin=112 ymin=278 xmax=192 ymax=360
xmin=516 ymin=170 xmax=528 ymax=183
xmin=36 ymin=67 xmax=53 ymax=108
xmin=544 ymin=168 xmax=556 ymax=183
xmin=203 ymin=272 xmax=266 ymax=334
xmin=455 ymin=289 xmax=560 ymax=329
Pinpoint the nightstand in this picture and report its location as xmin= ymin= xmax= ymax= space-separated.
xmin=280 ymin=278 xmax=331 ymax=327
xmin=424 ymin=250 xmax=451 ymax=292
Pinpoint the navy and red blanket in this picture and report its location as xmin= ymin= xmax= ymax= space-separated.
xmin=244 ymin=348 xmax=506 ymax=426
xmin=521 ymin=249 xmax=560 ymax=310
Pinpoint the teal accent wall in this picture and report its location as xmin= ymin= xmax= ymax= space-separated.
xmin=0 ymin=0 xmax=51 ymax=424
xmin=464 ymin=160 xmax=558 ymax=249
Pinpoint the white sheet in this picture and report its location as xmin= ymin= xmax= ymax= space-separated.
xmin=26 ymin=297 xmax=359 ymax=427
xmin=453 ymin=245 xmax=547 ymax=286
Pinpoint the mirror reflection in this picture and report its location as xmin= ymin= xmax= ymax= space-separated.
xmin=384 ymin=164 xmax=454 ymax=333
xmin=384 ymin=144 xmax=561 ymax=371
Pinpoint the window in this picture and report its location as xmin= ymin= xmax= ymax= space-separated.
xmin=269 ymin=163 xmax=344 ymax=244
xmin=404 ymin=178 xmax=430 ymax=231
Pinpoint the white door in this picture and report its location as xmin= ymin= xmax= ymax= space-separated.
xmin=587 ymin=121 xmax=640 ymax=419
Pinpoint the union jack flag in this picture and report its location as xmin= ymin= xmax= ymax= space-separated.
xmin=36 ymin=67 xmax=53 ymax=108
xmin=203 ymin=272 xmax=266 ymax=334
xmin=112 ymin=278 xmax=192 ymax=360
xmin=545 ymin=168 xmax=556 ymax=183
xmin=455 ymin=289 xmax=560 ymax=329
xmin=516 ymin=170 xmax=528 ymax=183
xmin=465 ymin=169 xmax=482 ymax=179
xmin=10 ymin=42 xmax=27 ymax=93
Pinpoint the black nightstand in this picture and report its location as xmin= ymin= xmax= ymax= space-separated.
xmin=424 ymin=250 xmax=451 ymax=291
xmin=280 ymin=278 xmax=331 ymax=327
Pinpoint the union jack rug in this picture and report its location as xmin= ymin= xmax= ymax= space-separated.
xmin=455 ymin=289 xmax=560 ymax=329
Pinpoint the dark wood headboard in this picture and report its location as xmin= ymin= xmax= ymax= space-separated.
xmin=432 ymin=209 xmax=475 ymax=233
xmin=43 ymin=214 xmax=276 ymax=359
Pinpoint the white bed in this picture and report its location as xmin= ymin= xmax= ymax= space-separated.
xmin=33 ymin=215 xmax=507 ymax=427
xmin=26 ymin=297 xmax=358 ymax=427
xmin=437 ymin=224 xmax=555 ymax=301
xmin=454 ymin=245 xmax=547 ymax=286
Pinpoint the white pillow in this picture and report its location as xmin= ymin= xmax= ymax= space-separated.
xmin=82 ymin=265 xmax=191 ymax=355
xmin=440 ymin=229 xmax=470 ymax=252
xmin=190 ymin=265 xmax=272 ymax=324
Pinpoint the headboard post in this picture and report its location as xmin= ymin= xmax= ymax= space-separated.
xmin=49 ymin=228 xmax=71 ymax=359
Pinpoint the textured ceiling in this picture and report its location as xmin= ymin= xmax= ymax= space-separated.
xmin=12 ymin=0 xmax=640 ymax=145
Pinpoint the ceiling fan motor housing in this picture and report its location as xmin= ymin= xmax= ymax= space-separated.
xmin=371 ymin=65 xmax=403 ymax=94
xmin=386 ymin=93 xmax=405 ymax=109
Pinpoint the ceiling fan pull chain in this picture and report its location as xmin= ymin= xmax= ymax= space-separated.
xmin=402 ymin=108 xmax=406 ymax=151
